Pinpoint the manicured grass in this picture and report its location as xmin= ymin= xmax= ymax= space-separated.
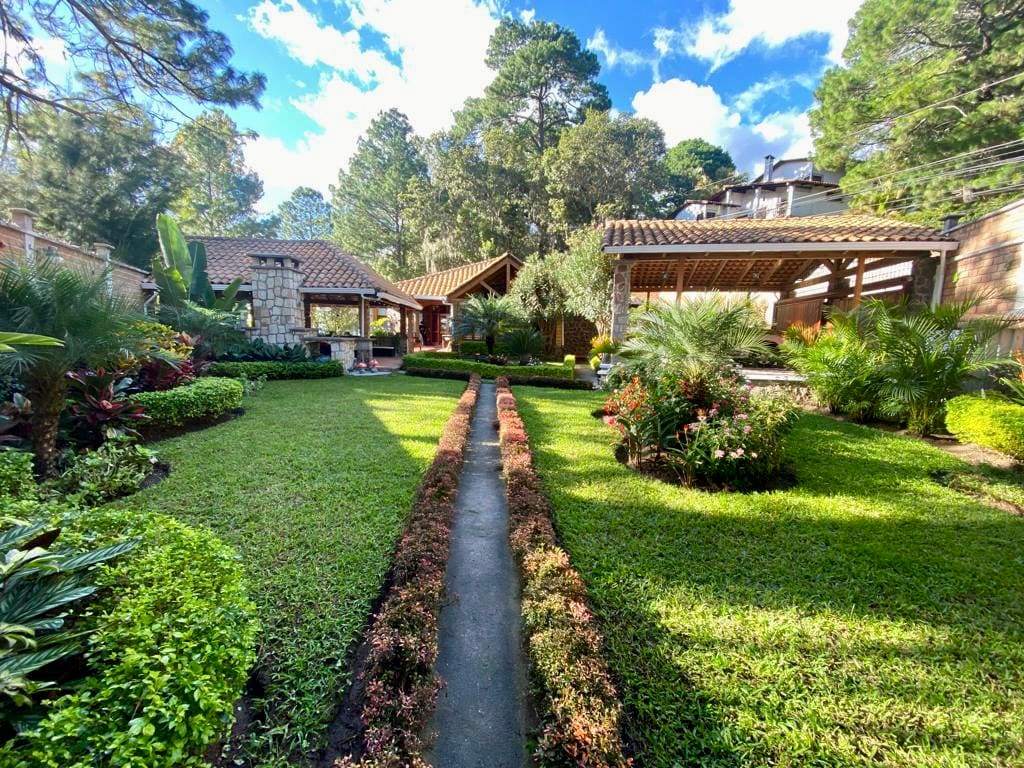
xmin=515 ymin=387 xmax=1024 ymax=767
xmin=110 ymin=375 xmax=461 ymax=765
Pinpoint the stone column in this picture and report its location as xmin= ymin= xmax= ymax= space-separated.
xmin=909 ymin=256 xmax=938 ymax=308
xmin=9 ymin=208 xmax=36 ymax=264
xmin=93 ymin=242 xmax=115 ymax=296
xmin=249 ymin=254 xmax=306 ymax=346
xmin=610 ymin=260 xmax=632 ymax=342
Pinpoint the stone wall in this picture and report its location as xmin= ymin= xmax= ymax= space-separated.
xmin=250 ymin=254 xmax=306 ymax=346
xmin=0 ymin=209 xmax=148 ymax=303
xmin=561 ymin=314 xmax=598 ymax=358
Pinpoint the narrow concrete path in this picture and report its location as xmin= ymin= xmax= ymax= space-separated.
xmin=424 ymin=380 xmax=529 ymax=768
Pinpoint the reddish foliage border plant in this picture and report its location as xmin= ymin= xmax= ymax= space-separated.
xmin=338 ymin=375 xmax=481 ymax=768
xmin=495 ymin=376 xmax=630 ymax=768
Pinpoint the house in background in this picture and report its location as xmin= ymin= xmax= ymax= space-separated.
xmin=675 ymin=155 xmax=847 ymax=221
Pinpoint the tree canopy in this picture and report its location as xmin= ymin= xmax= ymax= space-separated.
xmin=811 ymin=0 xmax=1024 ymax=221
xmin=663 ymin=138 xmax=739 ymax=209
xmin=278 ymin=187 xmax=332 ymax=240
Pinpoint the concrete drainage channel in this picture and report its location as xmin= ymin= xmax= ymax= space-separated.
xmin=422 ymin=380 xmax=531 ymax=768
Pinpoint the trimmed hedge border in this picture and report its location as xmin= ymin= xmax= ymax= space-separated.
xmin=347 ymin=375 xmax=481 ymax=765
xmin=207 ymin=360 xmax=345 ymax=379
xmin=946 ymin=394 xmax=1024 ymax=460
xmin=405 ymin=367 xmax=591 ymax=390
xmin=133 ymin=377 xmax=243 ymax=428
xmin=402 ymin=353 xmax=574 ymax=381
xmin=494 ymin=377 xmax=629 ymax=767
xmin=1 ymin=507 xmax=258 ymax=767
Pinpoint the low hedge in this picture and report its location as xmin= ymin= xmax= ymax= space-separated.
xmin=133 ymin=378 xmax=243 ymax=428
xmin=207 ymin=360 xmax=345 ymax=380
xmin=945 ymin=394 xmax=1024 ymax=460
xmin=0 ymin=507 xmax=258 ymax=767
xmin=405 ymin=367 xmax=592 ymax=390
xmin=494 ymin=377 xmax=628 ymax=767
xmin=402 ymin=353 xmax=574 ymax=381
xmin=351 ymin=375 xmax=481 ymax=764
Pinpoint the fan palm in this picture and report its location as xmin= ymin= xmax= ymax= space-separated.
xmin=455 ymin=295 xmax=519 ymax=355
xmin=0 ymin=258 xmax=145 ymax=476
xmin=622 ymin=295 xmax=769 ymax=378
xmin=869 ymin=297 xmax=1013 ymax=435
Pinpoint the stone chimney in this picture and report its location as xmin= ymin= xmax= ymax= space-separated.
xmin=9 ymin=207 xmax=35 ymax=232
xmin=763 ymin=155 xmax=775 ymax=182
xmin=249 ymin=253 xmax=306 ymax=346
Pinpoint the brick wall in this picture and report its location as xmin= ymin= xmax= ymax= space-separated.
xmin=561 ymin=314 xmax=598 ymax=358
xmin=0 ymin=209 xmax=148 ymax=304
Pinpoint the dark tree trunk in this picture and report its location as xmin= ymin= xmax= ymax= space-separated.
xmin=29 ymin=379 xmax=67 ymax=479
xmin=485 ymin=334 xmax=496 ymax=355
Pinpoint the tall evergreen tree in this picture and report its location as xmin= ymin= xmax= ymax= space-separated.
xmin=663 ymin=139 xmax=739 ymax=210
xmin=170 ymin=109 xmax=266 ymax=236
xmin=811 ymin=0 xmax=1024 ymax=221
xmin=278 ymin=186 xmax=332 ymax=240
xmin=331 ymin=109 xmax=427 ymax=279
xmin=0 ymin=105 xmax=182 ymax=267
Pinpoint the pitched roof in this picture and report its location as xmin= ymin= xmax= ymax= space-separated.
xmin=396 ymin=254 xmax=520 ymax=300
xmin=603 ymin=214 xmax=955 ymax=250
xmin=187 ymin=237 xmax=420 ymax=308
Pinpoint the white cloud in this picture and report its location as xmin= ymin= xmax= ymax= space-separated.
xmin=668 ymin=0 xmax=864 ymax=71
xmin=587 ymin=28 xmax=657 ymax=76
xmin=730 ymin=72 xmax=817 ymax=119
xmin=519 ymin=8 xmax=536 ymax=23
xmin=243 ymin=0 xmax=498 ymax=210
xmin=632 ymin=77 xmax=812 ymax=179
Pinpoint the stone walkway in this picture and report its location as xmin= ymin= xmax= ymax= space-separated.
xmin=424 ymin=381 xmax=529 ymax=768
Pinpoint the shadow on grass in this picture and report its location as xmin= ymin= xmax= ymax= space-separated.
xmin=110 ymin=375 xmax=463 ymax=765
xmin=516 ymin=390 xmax=1024 ymax=767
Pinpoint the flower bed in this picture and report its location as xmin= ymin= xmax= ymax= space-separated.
xmin=133 ymin=377 xmax=243 ymax=428
xmin=207 ymin=360 xmax=345 ymax=380
xmin=945 ymin=394 xmax=1024 ymax=460
xmin=0 ymin=503 xmax=258 ymax=767
xmin=494 ymin=376 xmax=628 ymax=767
xmin=401 ymin=352 xmax=575 ymax=381
xmin=347 ymin=374 xmax=481 ymax=765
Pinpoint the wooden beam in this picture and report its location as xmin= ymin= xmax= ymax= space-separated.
xmin=709 ymin=260 xmax=728 ymax=288
xmin=675 ymin=256 xmax=685 ymax=303
xmin=760 ymin=259 xmax=785 ymax=286
xmin=479 ymin=278 xmax=498 ymax=295
xmin=852 ymin=256 xmax=867 ymax=306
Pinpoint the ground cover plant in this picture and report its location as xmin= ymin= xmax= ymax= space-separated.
xmin=109 ymin=375 xmax=461 ymax=764
xmin=515 ymin=387 xmax=1024 ymax=767
xmin=945 ymin=394 xmax=1024 ymax=460
xmin=495 ymin=378 xmax=628 ymax=767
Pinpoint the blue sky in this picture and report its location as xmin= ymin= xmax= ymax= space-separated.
xmin=193 ymin=0 xmax=863 ymax=210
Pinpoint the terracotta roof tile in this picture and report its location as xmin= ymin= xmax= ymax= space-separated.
xmin=603 ymin=214 xmax=954 ymax=249
xmin=186 ymin=237 xmax=420 ymax=307
xmin=396 ymin=255 xmax=517 ymax=300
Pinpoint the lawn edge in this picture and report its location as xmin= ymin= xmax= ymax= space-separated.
xmin=338 ymin=374 xmax=481 ymax=766
xmin=495 ymin=377 xmax=630 ymax=767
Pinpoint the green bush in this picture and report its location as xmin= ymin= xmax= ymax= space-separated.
xmin=402 ymin=352 xmax=574 ymax=381
xmin=52 ymin=440 xmax=159 ymax=505
xmin=1 ymin=507 xmax=259 ymax=768
xmin=207 ymin=360 xmax=344 ymax=380
xmin=459 ymin=340 xmax=507 ymax=356
xmin=405 ymin=368 xmax=591 ymax=390
xmin=134 ymin=378 xmax=243 ymax=428
xmin=563 ymin=353 xmax=576 ymax=368
xmin=0 ymin=450 xmax=34 ymax=499
xmin=945 ymin=395 xmax=1024 ymax=460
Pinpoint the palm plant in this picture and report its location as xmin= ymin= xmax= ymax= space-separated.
xmin=0 ymin=258 xmax=145 ymax=476
xmin=622 ymin=295 xmax=769 ymax=379
xmin=869 ymin=297 xmax=1013 ymax=435
xmin=502 ymin=326 xmax=543 ymax=364
xmin=455 ymin=295 xmax=519 ymax=355
xmin=0 ymin=333 xmax=62 ymax=353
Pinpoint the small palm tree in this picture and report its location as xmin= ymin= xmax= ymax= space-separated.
xmin=622 ymin=295 xmax=769 ymax=378
xmin=869 ymin=297 xmax=1013 ymax=435
xmin=455 ymin=295 xmax=518 ymax=355
xmin=0 ymin=258 xmax=145 ymax=476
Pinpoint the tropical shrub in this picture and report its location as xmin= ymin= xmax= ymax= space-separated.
xmin=590 ymin=335 xmax=617 ymax=356
xmin=0 ymin=450 xmax=35 ymax=500
xmin=590 ymin=355 xmax=601 ymax=372
xmin=1 ymin=507 xmax=259 ymax=767
xmin=152 ymin=214 xmax=242 ymax=311
xmin=945 ymin=395 xmax=1024 ymax=460
xmin=502 ymin=327 xmax=543 ymax=364
xmin=495 ymin=378 xmax=629 ymax=767
xmin=218 ymin=339 xmax=310 ymax=363
xmin=133 ymin=378 xmax=243 ymax=428
xmin=458 ymin=340 xmax=505 ymax=356
xmin=454 ymin=295 xmax=520 ymax=355
xmin=0 ymin=257 xmax=147 ymax=476
xmin=65 ymin=369 xmax=148 ymax=445
xmin=998 ymin=350 xmax=1024 ymax=404
xmin=0 ymin=396 xmax=32 ymax=450
xmin=207 ymin=360 xmax=344 ymax=380
xmin=52 ymin=439 xmax=159 ymax=505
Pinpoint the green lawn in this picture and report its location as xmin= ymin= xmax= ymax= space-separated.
xmin=515 ymin=388 xmax=1024 ymax=768
xmin=111 ymin=375 xmax=461 ymax=765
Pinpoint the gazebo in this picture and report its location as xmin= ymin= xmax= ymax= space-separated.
xmin=602 ymin=214 xmax=959 ymax=340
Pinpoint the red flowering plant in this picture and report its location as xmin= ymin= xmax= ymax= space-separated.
xmin=66 ymin=368 xmax=148 ymax=446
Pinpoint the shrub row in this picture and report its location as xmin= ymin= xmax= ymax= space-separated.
xmin=945 ymin=394 xmax=1024 ymax=460
xmin=1 ymin=506 xmax=258 ymax=768
xmin=404 ymin=367 xmax=592 ymax=390
xmin=133 ymin=377 xmax=243 ymax=428
xmin=349 ymin=375 xmax=481 ymax=766
xmin=207 ymin=360 xmax=345 ymax=380
xmin=402 ymin=353 xmax=574 ymax=381
xmin=494 ymin=377 xmax=629 ymax=767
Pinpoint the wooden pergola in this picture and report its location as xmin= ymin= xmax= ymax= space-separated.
xmin=603 ymin=215 xmax=959 ymax=339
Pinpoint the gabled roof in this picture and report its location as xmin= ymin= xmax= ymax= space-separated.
xmin=603 ymin=214 xmax=956 ymax=252
xmin=185 ymin=236 xmax=421 ymax=309
xmin=396 ymin=254 xmax=522 ymax=301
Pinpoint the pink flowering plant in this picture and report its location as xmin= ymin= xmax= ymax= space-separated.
xmin=605 ymin=362 xmax=798 ymax=489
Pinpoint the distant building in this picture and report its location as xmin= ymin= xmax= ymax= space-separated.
xmin=674 ymin=155 xmax=847 ymax=221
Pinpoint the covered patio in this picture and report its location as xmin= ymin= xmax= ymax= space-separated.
xmin=602 ymin=215 xmax=959 ymax=340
